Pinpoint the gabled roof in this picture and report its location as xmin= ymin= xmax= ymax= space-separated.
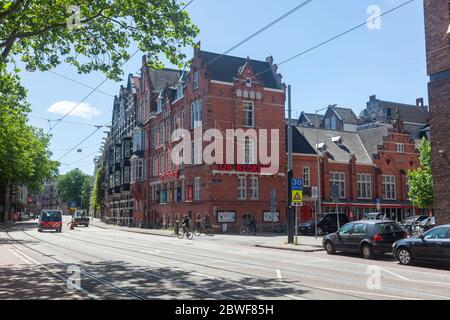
xmin=330 ymin=106 xmax=359 ymax=125
xmin=378 ymin=100 xmax=428 ymax=124
xmin=358 ymin=125 xmax=390 ymax=158
xmin=297 ymin=127 xmax=372 ymax=165
xmin=287 ymin=125 xmax=316 ymax=155
xmin=299 ymin=112 xmax=324 ymax=126
xmin=200 ymin=51 xmax=282 ymax=89
xmin=149 ymin=68 xmax=183 ymax=93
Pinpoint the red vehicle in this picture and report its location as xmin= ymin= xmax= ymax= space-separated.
xmin=38 ymin=210 xmax=62 ymax=233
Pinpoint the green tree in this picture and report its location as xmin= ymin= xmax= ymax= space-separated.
xmin=56 ymin=169 xmax=90 ymax=208
xmin=81 ymin=175 xmax=91 ymax=210
xmin=408 ymin=138 xmax=433 ymax=211
xmin=0 ymin=0 xmax=198 ymax=80
xmin=90 ymin=167 xmax=103 ymax=216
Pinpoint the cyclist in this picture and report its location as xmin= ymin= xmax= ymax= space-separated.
xmin=181 ymin=215 xmax=191 ymax=233
xmin=195 ymin=212 xmax=202 ymax=232
xmin=204 ymin=212 xmax=211 ymax=230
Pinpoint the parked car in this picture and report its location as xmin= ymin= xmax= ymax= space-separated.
xmin=411 ymin=216 xmax=436 ymax=237
xmin=393 ymin=225 xmax=450 ymax=266
xmin=38 ymin=210 xmax=62 ymax=232
xmin=366 ymin=212 xmax=391 ymax=221
xmin=298 ymin=213 xmax=349 ymax=235
xmin=73 ymin=210 xmax=90 ymax=227
xmin=402 ymin=215 xmax=429 ymax=235
xmin=323 ymin=220 xmax=408 ymax=259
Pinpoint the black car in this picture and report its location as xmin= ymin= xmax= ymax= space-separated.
xmin=73 ymin=210 xmax=90 ymax=227
xmin=393 ymin=225 xmax=450 ymax=266
xmin=323 ymin=220 xmax=408 ymax=259
xmin=299 ymin=213 xmax=349 ymax=235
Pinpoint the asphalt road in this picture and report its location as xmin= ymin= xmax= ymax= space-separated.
xmin=2 ymin=217 xmax=450 ymax=300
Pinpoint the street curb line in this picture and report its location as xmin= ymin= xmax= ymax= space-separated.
xmin=255 ymin=244 xmax=325 ymax=252
xmin=90 ymin=221 xmax=176 ymax=238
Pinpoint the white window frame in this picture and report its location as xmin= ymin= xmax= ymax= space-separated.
xmin=193 ymin=71 xmax=199 ymax=90
xmin=194 ymin=177 xmax=201 ymax=201
xmin=244 ymin=137 xmax=256 ymax=164
xmin=303 ymin=166 xmax=311 ymax=187
xmin=243 ymin=101 xmax=254 ymax=127
xmin=250 ymin=176 xmax=259 ymax=200
xmin=357 ymin=173 xmax=372 ymax=199
xmin=382 ymin=175 xmax=396 ymax=200
xmin=237 ymin=176 xmax=247 ymax=200
xmin=396 ymin=143 xmax=405 ymax=153
xmin=330 ymin=172 xmax=345 ymax=199
xmin=190 ymin=100 xmax=202 ymax=129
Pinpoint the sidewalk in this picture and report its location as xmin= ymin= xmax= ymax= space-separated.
xmin=90 ymin=218 xmax=324 ymax=252
xmin=90 ymin=218 xmax=176 ymax=237
xmin=253 ymin=235 xmax=324 ymax=252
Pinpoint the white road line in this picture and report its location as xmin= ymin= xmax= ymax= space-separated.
xmin=285 ymin=294 xmax=308 ymax=300
xmin=295 ymin=259 xmax=329 ymax=266
xmin=276 ymin=269 xmax=283 ymax=280
xmin=381 ymin=268 xmax=409 ymax=281
xmin=6 ymin=236 xmax=98 ymax=300
xmin=9 ymin=249 xmax=33 ymax=265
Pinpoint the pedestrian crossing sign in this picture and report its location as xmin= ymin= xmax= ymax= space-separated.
xmin=291 ymin=190 xmax=303 ymax=206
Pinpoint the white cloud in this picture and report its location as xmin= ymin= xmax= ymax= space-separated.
xmin=47 ymin=101 xmax=101 ymax=119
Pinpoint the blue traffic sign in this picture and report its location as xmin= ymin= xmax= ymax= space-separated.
xmin=291 ymin=178 xmax=303 ymax=191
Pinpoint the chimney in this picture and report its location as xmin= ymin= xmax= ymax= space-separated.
xmin=416 ymin=97 xmax=428 ymax=113
xmin=369 ymin=95 xmax=377 ymax=102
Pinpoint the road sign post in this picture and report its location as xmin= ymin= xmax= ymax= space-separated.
xmin=291 ymin=178 xmax=303 ymax=245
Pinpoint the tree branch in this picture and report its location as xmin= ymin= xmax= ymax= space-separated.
xmin=0 ymin=0 xmax=27 ymax=22
xmin=1 ymin=38 xmax=14 ymax=60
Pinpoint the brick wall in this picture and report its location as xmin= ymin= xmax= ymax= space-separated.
xmin=424 ymin=0 xmax=450 ymax=75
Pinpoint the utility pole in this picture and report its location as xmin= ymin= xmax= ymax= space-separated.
xmin=287 ymin=85 xmax=294 ymax=244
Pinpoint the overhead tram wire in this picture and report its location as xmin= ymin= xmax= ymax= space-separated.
xmin=206 ymin=0 xmax=314 ymax=67
xmin=57 ymin=126 xmax=104 ymax=162
xmin=47 ymin=0 xmax=195 ymax=134
xmin=48 ymin=71 xmax=115 ymax=97
xmin=255 ymin=0 xmax=415 ymax=78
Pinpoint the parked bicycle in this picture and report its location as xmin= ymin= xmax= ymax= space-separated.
xmin=239 ymin=223 xmax=257 ymax=235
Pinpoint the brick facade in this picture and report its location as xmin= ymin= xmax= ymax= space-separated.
xmin=424 ymin=0 xmax=450 ymax=224
xmin=129 ymin=47 xmax=287 ymax=232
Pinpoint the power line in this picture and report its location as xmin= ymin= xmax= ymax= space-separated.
xmin=49 ymin=71 xmax=115 ymax=97
xmin=29 ymin=115 xmax=107 ymax=128
xmin=206 ymin=0 xmax=314 ymax=66
xmin=256 ymin=0 xmax=414 ymax=76
xmin=57 ymin=126 xmax=104 ymax=161
xmin=48 ymin=0 xmax=195 ymax=133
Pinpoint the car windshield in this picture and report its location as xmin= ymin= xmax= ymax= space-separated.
xmin=375 ymin=222 xmax=403 ymax=233
xmin=41 ymin=211 xmax=61 ymax=222
xmin=74 ymin=211 xmax=86 ymax=218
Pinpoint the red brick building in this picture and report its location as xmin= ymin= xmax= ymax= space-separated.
xmin=424 ymin=0 xmax=450 ymax=224
xmin=129 ymin=46 xmax=287 ymax=232
xmin=292 ymin=114 xmax=423 ymax=223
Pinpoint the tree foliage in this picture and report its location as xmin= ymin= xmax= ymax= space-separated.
xmin=0 ymin=65 xmax=58 ymax=193
xmin=56 ymin=169 xmax=90 ymax=207
xmin=408 ymin=138 xmax=433 ymax=210
xmin=90 ymin=167 xmax=103 ymax=214
xmin=0 ymin=0 xmax=199 ymax=80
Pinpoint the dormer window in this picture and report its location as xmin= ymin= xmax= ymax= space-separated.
xmin=157 ymin=95 xmax=163 ymax=113
xmin=246 ymin=78 xmax=252 ymax=87
xmin=193 ymin=71 xmax=199 ymax=90
xmin=331 ymin=136 xmax=342 ymax=144
xmin=176 ymin=83 xmax=184 ymax=99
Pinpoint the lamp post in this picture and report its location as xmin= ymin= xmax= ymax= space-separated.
xmin=315 ymin=106 xmax=329 ymax=238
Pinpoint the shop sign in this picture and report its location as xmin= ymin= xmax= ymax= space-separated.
xmin=263 ymin=211 xmax=280 ymax=222
xmin=217 ymin=164 xmax=271 ymax=173
xmin=217 ymin=211 xmax=236 ymax=223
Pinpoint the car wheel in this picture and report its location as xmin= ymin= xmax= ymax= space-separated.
xmin=397 ymin=247 xmax=413 ymax=265
xmin=361 ymin=244 xmax=374 ymax=259
xmin=324 ymin=241 xmax=335 ymax=254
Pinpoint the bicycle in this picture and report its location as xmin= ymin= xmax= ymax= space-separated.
xmin=178 ymin=225 xmax=194 ymax=240
xmin=239 ymin=224 xmax=257 ymax=235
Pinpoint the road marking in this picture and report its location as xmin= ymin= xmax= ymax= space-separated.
xmin=295 ymin=259 xmax=329 ymax=266
xmin=381 ymin=268 xmax=409 ymax=281
xmin=285 ymin=294 xmax=308 ymax=300
xmin=276 ymin=269 xmax=283 ymax=280
xmin=9 ymin=249 xmax=33 ymax=265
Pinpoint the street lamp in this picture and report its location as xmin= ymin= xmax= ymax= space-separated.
xmin=314 ymin=106 xmax=329 ymax=238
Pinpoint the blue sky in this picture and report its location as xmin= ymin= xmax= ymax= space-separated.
xmin=21 ymin=0 xmax=428 ymax=175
